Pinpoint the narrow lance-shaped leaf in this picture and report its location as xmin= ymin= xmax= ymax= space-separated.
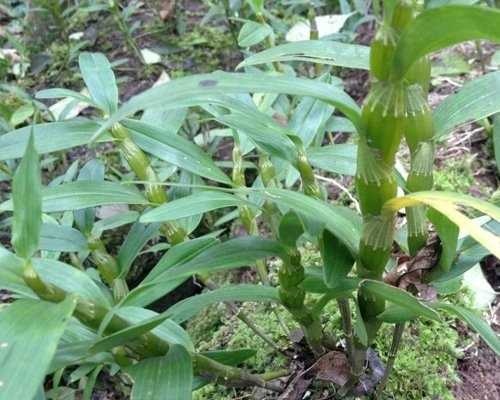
xmin=123 ymin=119 xmax=232 ymax=185
xmin=263 ymin=188 xmax=362 ymax=255
xmin=238 ymin=21 xmax=272 ymax=47
xmin=0 ymin=297 xmax=77 ymax=400
xmin=361 ymin=280 xmax=440 ymax=321
xmin=307 ymin=144 xmax=357 ymax=176
xmin=79 ymin=52 xmax=118 ymax=114
xmin=320 ymin=229 xmax=355 ymax=288
xmin=428 ymin=208 xmax=459 ymax=273
xmin=237 ymin=40 xmax=370 ymax=70
xmin=92 ymin=72 xmax=361 ymax=141
xmin=11 ymin=132 xmax=41 ymax=259
xmin=384 ymin=191 xmax=500 ymax=259
xmin=436 ymin=302 xmax=500 ymax=355
xmin=433 ymin=71 xmax=500 ymax=139
xmin=493 ymin=114 xmax=500 ymax=173
xmin=0 ymin=121 xmax=110 ymax=162
xmin=392 ymin=5 xmax=500 ymax=79
xmin=148 ymin=236 xmax=285 ymax=284
xmin=140 ymin=191 xmax=251 ymax=223
xmin=126 ymin=345 xmax=193 ymax=400
xmin=164 ymin=285 xmax=279 ymax=324
xmin=0 ymin=181 xmax=148 ymax=213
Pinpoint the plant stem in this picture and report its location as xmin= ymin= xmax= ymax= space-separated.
xmin=374 ymin=322 xmax=405 ymax=398
xmin=338 ymin=298 xmax=354 ymax=363
xmin=22 ymin=270 xmax=284 ymax=392
xmin=110 ymin=123 xmax=186 ymax=245
xmin=193 ymin=354 xmax=283 ymax=392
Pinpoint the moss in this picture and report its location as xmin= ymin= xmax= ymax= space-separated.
xmin=375 ymin=318 xmax=461 ymax=400
xmin=434 ymin=157 xmax=475 ymax=194
xmin=189 ymin=302 xmax=293 ymax=400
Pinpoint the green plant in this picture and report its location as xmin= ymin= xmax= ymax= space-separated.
xmin=1 ymin=2 xmax=500 ymax=399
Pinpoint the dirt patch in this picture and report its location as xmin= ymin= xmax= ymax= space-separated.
xmin=453 ymin=326 xmax=500 ymax=400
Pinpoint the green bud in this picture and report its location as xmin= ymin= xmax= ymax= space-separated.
xmin=391 ymin=0 xmax=415 ymax=33
xmin=361 ymin=81 xmax=406 ymax=164
xmin=370 ymin=27 xmax=397 ymax=81
xmin=405 ymin=57 xmax=431 ymax=94
xmin=404 ymin=89 xmax=433 ymax=153
xmin=358 ymin=214 xmax=395 ymax=276
xmin=356 ymin=175 xmax=397 ymax=217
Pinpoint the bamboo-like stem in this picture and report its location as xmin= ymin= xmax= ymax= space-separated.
xmin=110 ymin=124 xmax=186 ymax=245
xmin=22 ymin=268 xmax=284 ymax=391
xmin=374 ymin=322 xmax=405 ymax=398
xmin=232 ymin=141 xmax=269 ymax=282
xmin=353 ymin=0 xmax=417 ymax=380
xmin=338 ymin=298 xmax=354 ymax=364
xmin=278 ymin=247 xmax=325 ymax=356
xmin=193 ymin=354 xmax=283 ymax=392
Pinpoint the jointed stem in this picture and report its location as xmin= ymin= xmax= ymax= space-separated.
xmin=338 ymin=298 xmax=354 ymax=364
xmin=375 ymin=322 xmax=405 ymax=398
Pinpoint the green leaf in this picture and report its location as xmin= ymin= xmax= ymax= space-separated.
xmin=0 ymin=246 xmax=35 ymax=297
xmin=123 ymin=119 xmax=231 ymax=185
xmin=90 ymin=312 xmax=172 ymax=354
xmin=320 ymin=229 xmax=355 ymax=288
xmin=40 ymin=223 xmax=88 ymax=252
xmin=36 ymin=88 xmax=99 ymax=108
xmin=263 ymin=188 xmax=362 ymax=254
xmin=237 ymin=40 xmax=370 ymax=70
xmin=140 ymin=191 xmax=248 ymax=223
xmin=33 ymin=258 xmax=113 ymax=306
xmin=307 ymin=144 xmax=357 ymax=176
xmin=115 ymin=307 xmax=194 ymax=351
xmin=0 ymin=121 xmax=110 ymax=161
xmin=11 ymin=132 xmax=41 ymax=259
xmin=377 ymin=305 xmax=419 ymax=323
xmin=238 ymin=21 xmax=272 ymax=47
xmin=278 ymin=211 xmax=304 ymax=247
xmin=361 ymin=280 xmax=440 ymax=321
xmin=436 ymin=302 xmax=500 ymax=355
xmin=123 ymin=238 xmax=218 ymax=307
xmin=494 ymin=114 xmax=500 ymax=173
xmin=93 ymin=72 xmax=361 ymax=141
xmin=148 ymin=237 xmax=285 ymax=284
xmin=392 ymin=5 xmax=500 ymax=79
xmin=353 ymin=300 xmax=368 ymax=346
xmin=215 ymin=112 xmax=300 ymax=165
xmin=384 ymin=191 xmax=500 ymax=259
xmin=246 ymin=0 xmax=264 ymax=14
xmin=117 ymin=222 xmax=160 ymax=278
xmin=144 ymin=237 xmax=218 ymax=284
xmin=428 ymin=208 xmax=459 ymax=273
xmin=78 ymin=52 xmax=118 ymax=114
xmin=289 ymin=78 xmax=335 ymax=148
xmin=303 ymin=269 xmax=359 ymax=295
xmin=0 ymin=182 xmax=148 ymax=213
xmin=126 ymin=345 xmax=193 ymax=400
xmin=91 ymin=211 xmax=139 ymax=236
xmin=433 ymin=71 xmax=500 ymax=139
xmin=0 ymin=297 xmax=77 ymax=400
xmin=201 ymin=349 xmax=256 ymax=366
xmin=164 ymin=285 xmax=279 ymax=323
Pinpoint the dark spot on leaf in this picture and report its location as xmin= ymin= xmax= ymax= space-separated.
xmin=199 ymin=79 xmax=218 ymax=87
